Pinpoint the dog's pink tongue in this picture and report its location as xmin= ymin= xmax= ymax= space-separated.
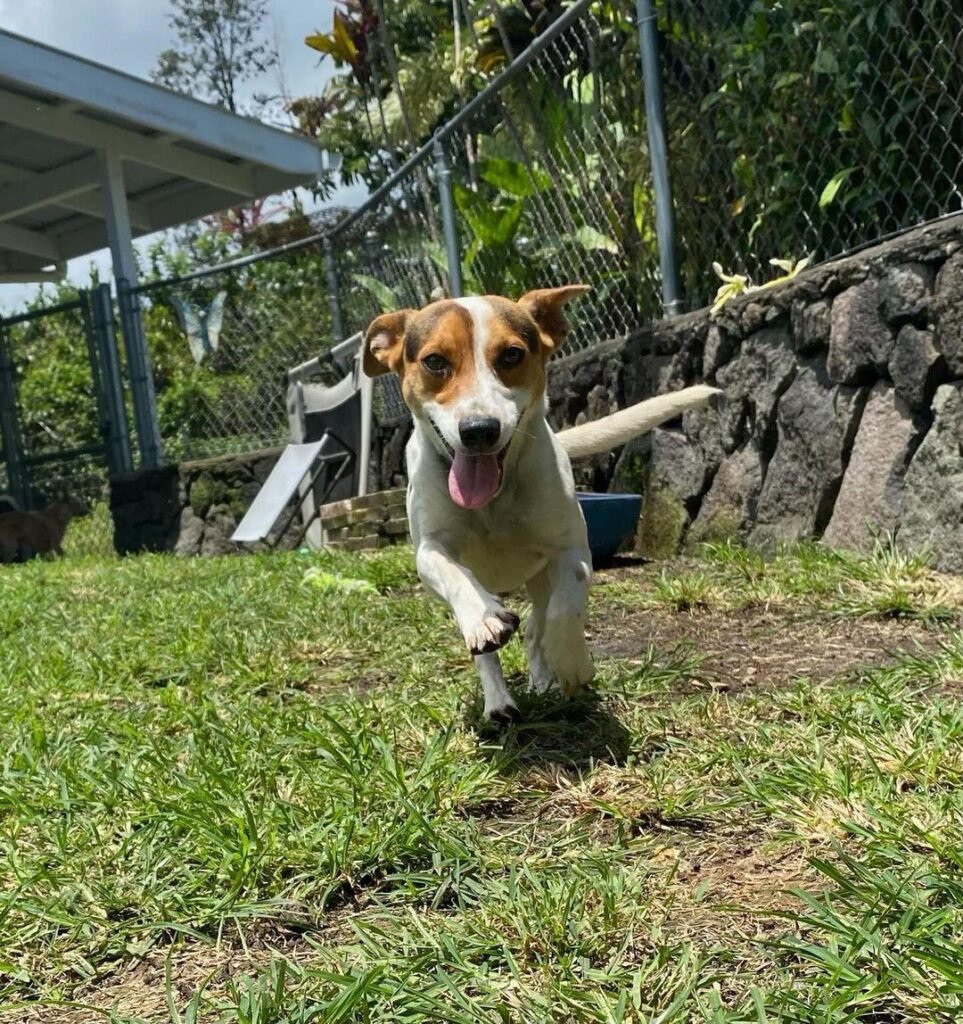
xmin=449 ymin=452 xmax=501 ymax=510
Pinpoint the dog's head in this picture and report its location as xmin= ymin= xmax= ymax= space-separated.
xmin=363 ymin=287 xmax=588 ymax=509
xmin=50 ymin=493 xmax=91 ymax=519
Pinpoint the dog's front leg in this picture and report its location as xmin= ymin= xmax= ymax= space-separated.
xmin=526 ymin=546 xmax=594 ymax=697
xmin=415 ymin=538 xmax=519 ymax=655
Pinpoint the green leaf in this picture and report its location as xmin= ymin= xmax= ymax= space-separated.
xmin=454 ymin=186 xmax=524 ymax=247
xmin=811 ymin=43 xmax=839 ymax=75
xmin=422 ymin=240 xmax=451 ymax=278
xmin=305 ymin=11 xmax=357 ymax=62
xmin=350 ymin=274 xmax=400 ymax=312
xmin=818 ymin=167 xmax=857 ymax=208
xmin=479 ymin=158 xmax=550 ymax=198
xmin=567 ymin=226 xmax=620 ymax=255
xmin=633 ymin=181 xmax=651 ymax=238
xmin=565 ymin=69 xmax=595 ymax=107
xmin=773 ymin=71 xmax=803 ymax=90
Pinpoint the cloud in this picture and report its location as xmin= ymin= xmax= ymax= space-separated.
xmin=2 ymin=0 xmax=170 ymax=77
xmin=1 ymin=0 xmax=336 ymax=98
xmin=0 ymin=0 xmax=360 ymax=309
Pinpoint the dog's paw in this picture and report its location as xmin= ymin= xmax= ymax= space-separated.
xmin=539 ymin=617 xmax=595 ymax=697
xmin=528 ymin=659 xmax=556 ymax=695
xmin=464 ymin=604 xmax=519 ymax=655
xmin=530 ymin=657 xmax=595 ymax=697
xmin=557 ymin=656 xmax=595 ymax=697
xmin=484 ymin=696 xmax=521 ymax=726
xmin=529 ymin=635 xmax=594 ymax=695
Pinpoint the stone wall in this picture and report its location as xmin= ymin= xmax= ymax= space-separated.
xmin=111 ymin=215 xmax=963 ymax=568
xmin=545 ymin=215 xmax=963 ymax=571
xmin=110 ymin=447 xmax=302 ymax=556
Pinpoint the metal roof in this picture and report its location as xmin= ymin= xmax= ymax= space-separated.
xmin=0 ymin=29 xmax=337 ymax=280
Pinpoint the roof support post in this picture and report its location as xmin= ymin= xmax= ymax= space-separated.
xmin=98 ymin=149 xmax=164 ymax=468
xmin=0 ymin=323 xmax=29 ymax=507
xmin=88 ymin=283 xmax=133 ymax=475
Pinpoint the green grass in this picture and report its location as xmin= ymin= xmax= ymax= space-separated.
xmin=1 ymin=542 xmax=963 ymax=1021
xmin=61 ymin=502 xmax=117 ymax=561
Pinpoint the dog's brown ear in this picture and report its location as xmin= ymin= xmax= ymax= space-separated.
xmin=363 ymin=310 xmax=412 ymax=377
xmin=518 ymin=285 xmax=590 ymax=352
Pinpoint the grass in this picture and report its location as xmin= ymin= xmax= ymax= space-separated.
xmin=61 ymin=502 xmax=117 ymax=561
xmin=1 ymin=540 xmax=962 ymax=1021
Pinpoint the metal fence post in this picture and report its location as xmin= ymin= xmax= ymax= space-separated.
xmin=116 ymin=279 xmax=164 ymax=469
xmin=433 ymin=137 xmax=464 ymax=298
xmin=323 ymin=235 xmax=346 ymax=342
xmin=0 ymin=324 xmax=29 ymax=507
xmin=90 ymin=284 xmax=133 ymax=475
xmin=636 ymin=0 xmax=683 ymax=317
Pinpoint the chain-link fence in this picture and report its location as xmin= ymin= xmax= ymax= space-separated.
xmin=329 ymin=166 xmax=444 ymax=425
xmin=119 ymin=0 xmax=963 ymax=462
xmin=19 ymin=0 xmax=954 ymax=482
xmin=659 ymin=0 xmax=963 ymax=308
xmin=0 ymin=298 xmax=116 ymax=558
xmin=436 ymin=9 xmax=655 ymax=349
xmin=314 ymin=1 xmax=661 ymax=355
xmin=307 ymin=0 xmax=963 ymax=341
xmin=132 ymin=242 xmax=336 ymax=461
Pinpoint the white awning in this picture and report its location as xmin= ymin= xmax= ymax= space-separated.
xmin=0 ymin=29 xmax=338 ymax=281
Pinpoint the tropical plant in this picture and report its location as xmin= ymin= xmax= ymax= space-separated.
xmin=296 ymin=0 xmax=963 ymax=314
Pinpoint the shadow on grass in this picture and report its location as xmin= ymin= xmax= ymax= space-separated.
xmin=593 ymin=553 xmax=651 ymax=571
xmin=467 ymin=685 xmax=633 ymax=775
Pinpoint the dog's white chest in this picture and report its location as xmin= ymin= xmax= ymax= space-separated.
xmin=457 ymin=515 xmax=549 ymax=594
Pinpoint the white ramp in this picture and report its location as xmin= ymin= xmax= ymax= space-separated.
xmin=231 ymin=440 xmax=325 ymax=544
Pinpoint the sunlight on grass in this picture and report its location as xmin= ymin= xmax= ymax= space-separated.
xmin=1 ymin=541 xmax=962 ymax=1022
xmin=605 ymin=537 xmax=963 ymax=623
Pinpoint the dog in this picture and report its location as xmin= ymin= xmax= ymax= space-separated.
xmin=363 ymin=286 xmax=720 ymax=722
xmin=0 ymin=496 xmax=89 ymax=563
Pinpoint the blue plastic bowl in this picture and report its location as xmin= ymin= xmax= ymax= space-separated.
xmin=577 ymin=492 xmax=642 ymax=564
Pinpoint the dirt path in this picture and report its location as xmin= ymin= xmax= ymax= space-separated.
xmin=591 ymin=602 xmax=941 ymax=693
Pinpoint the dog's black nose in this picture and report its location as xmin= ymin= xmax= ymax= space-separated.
xmin=458 ymin=416 xmax=501 ymax=451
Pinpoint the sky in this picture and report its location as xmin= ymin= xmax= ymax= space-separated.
xmin=0 ymin=0 xmax=366 ymax=308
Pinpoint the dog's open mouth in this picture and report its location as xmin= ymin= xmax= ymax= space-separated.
xmin=448 ymin=446 xmax=509 ymax=510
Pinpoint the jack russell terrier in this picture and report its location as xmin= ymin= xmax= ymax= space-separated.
xmin=363 ymin=286 xmax=719 ymax=722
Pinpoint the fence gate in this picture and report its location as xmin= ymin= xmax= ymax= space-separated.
xmin=0 ymin=285 xmax=131 ymax=555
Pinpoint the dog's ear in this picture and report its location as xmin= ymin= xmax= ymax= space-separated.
xmin=363 ymin=309 xmax=412 ymax=377
xmin=518 ymin=285 xmax=590 ymax=352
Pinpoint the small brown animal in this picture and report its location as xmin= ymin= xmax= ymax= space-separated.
xmin=0 ymin=497 xmax=89 ymax=563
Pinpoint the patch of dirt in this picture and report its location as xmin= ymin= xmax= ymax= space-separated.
xmin=288 ymin=641 xmax=387 ymax=699
xmin=590 ymin=604 xmax=941 ymax=693
xmin=657 ymin=834 xmax=823 ymax=947
xmin=10 ymin=922 xmax=344 ymax=1024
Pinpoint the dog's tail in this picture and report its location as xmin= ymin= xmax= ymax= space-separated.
xmin=556 ymin=385 xmax=721 ymax=460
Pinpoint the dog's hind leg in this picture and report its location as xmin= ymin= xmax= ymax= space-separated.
xmin=525 ymin=547 xmax=594 ymax=697
xmin=476 ymin=652 xmax=519 ymax=724
xmin=523 ymin=579 xmax=552 ymax=693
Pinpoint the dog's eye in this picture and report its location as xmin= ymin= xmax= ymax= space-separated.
xmin=422 ymin=353 xmax=449 ymax=374
xmin=497 ymin=347 xmax=525 ymax=369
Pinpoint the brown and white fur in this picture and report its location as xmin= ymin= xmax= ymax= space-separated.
xmin=364 ymin=286 xmax=720 ymax=722
xmin=0 ymin=497 xmax=88 ymax=563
